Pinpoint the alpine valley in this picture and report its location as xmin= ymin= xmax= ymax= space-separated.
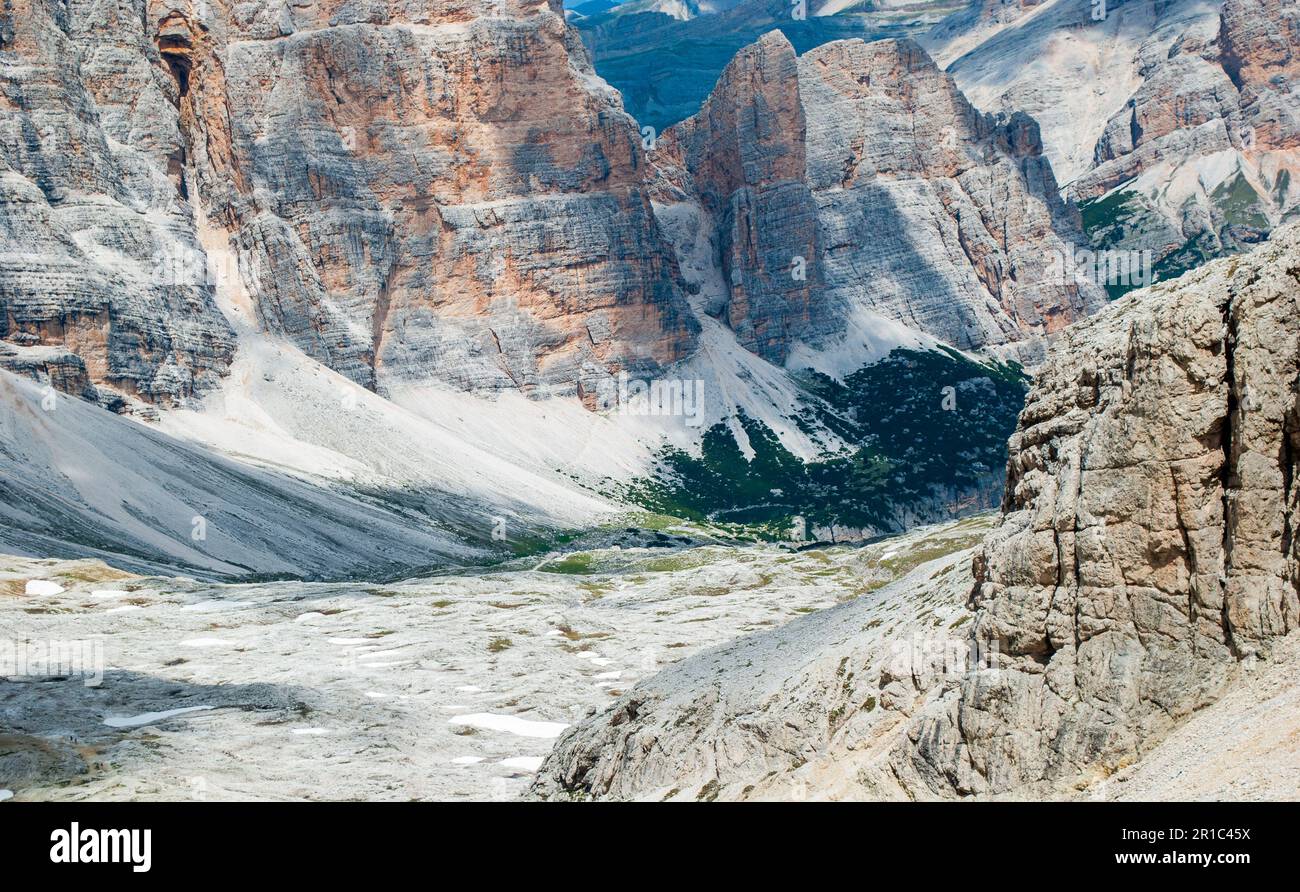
xmin=1 ymin=0 xmax=1297 ymax=802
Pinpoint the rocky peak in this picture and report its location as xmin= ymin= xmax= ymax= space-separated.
xmin=653 ymin=31 xmax=1103 ymax=366
xmin=654 ymin=31 xmax=821 ymax=364
xmin=664 ymin=31 xmax=806 ymax=219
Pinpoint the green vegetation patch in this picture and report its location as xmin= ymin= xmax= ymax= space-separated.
xmin=626 ymin=348 xmax=1027 ymax=538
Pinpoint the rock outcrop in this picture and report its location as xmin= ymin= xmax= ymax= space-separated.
xmin=1069 ymin=0 xmax=1300 ymax=280
xmin=530 ymin=222 xmax=1300 ymax=800
xmin=890 ymin=208 xmax=1300 ymax=798
xmin=652 ymin=32 xmax=1104 ymax=365
xmin=566 ymin=0 xmax=948 ymax=135
xmin=1219 ymin=0 xmax=1300 ymax=150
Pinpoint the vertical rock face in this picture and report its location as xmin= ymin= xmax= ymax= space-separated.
xmin=205 ymin=0 xmax=698 ymax=396
xmin=655 ymin=32 xmax=1104 ymax=366
xmin=657 ymin=32 xmax=822 ymax=363
xmin=1219 ymin=0 xmax=1300 ymax=150
xmin=1 ymin=0 xmax=698 ymax=407
xmin=892 ymin=222 xmax=1300 ymax=796
xmin=1 ymin=7 xmax=1101 ymax=429
xmin=0 ymin=0 xmax=236 ymax=407
xmin=1068 ymin=0 xmax=1300 ymax=277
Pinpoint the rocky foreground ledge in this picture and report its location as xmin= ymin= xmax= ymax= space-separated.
xmin=530 ymin=223 xmax=1300 ymax=801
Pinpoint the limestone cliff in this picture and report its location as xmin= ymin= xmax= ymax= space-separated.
xmin=2 ymin=5 xmax=1099 ymax=415
xmin=929 ymin=0 xmax=1300 ymax=293
xmin=652 ymin=32 xmax=1105 ymax=367
xmin=0 ymin=0 xmax=236 ymax=407
xmin=0 ymin=0 xmax=699 ymax=410
xmin=890 ymin=201 xmax=1300 ymax=797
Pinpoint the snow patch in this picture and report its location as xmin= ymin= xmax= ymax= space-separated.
xmin=447 ymin=713 xmax=569 ymax=739
xmin=104 ymin=705 xmax=214 ymax=728
xmin=25 ymin=580 xmax=65 ymax=596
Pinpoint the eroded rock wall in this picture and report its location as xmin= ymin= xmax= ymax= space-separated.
xmin=654 ymin=32 xmax=1104 ymax=367
xmin=893 ymin=221 xmax=1300 ymax=795
xmin=0 ymin=0 xmax=236 ymax=407
xmin=206 ymin=0 xmax=698 ymax=396
xmin=0 ymin=0 xmax=699 ymax=408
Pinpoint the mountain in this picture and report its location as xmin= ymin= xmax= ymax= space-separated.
xmin=0 ymin=0 xmax=697 ymax=411
xmin=925 ymin=0 xmax=1300 ymax=295
xmin=617 ymin=33 xmax=1103 ymax=537
xmin=652 ymin=32 xmax=1103 ymax=367
xmin=1 ymin=0 xmax=1106 ymax=570
xmin=3 ymin=0 xmax=1298 ymax=808
xmin=530 ymin=220 xmax=1300 ymax=801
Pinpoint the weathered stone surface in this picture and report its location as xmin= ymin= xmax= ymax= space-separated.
xmin=530 ymin=222 xmax=1300 ymax=800
xmin=655 ymin=32 xmax=1104 ymax=365
xmin=889 ymin=216 xmax=1300 ymax=797
xmin=528 ymin=518 xmax=996 ymax=801
xmin=1220 ymin=0 xmax=1300 ymax=150
xmin=1 ymin=0 xmax=699 ymax=408
xmin=0 ymin=0 xmax=237 ymax=407
xmin=205 ymin=1 xmax=699 ymax=397
xmin=932 ymin=0 xmax=1300 ymax=288
xmin=0 ymin=516 xmax=982 ymax=801
xmin=653 ymin=32 xmax=822 ymax=363
xmin=1070 ymin=0 xmax=1300 ymax=261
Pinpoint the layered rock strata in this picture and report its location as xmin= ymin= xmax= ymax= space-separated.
xmin=652 ymin=32 xmax=1105 ymax=366
xmin=929 ymin=0 xmax=1300 ymax=287
xmin=0 ymin=0 xmax=699 ymax=409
